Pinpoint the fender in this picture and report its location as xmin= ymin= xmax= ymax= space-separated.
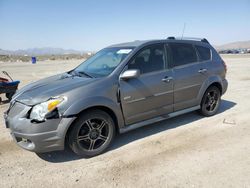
xmin=62 ymin=96 xmax=125 ymax=128
xmin=197 ymin=75 xmax=223 ymax=104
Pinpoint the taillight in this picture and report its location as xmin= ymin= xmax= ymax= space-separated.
xmin=222 ymin=60 xmax=227 ymax=73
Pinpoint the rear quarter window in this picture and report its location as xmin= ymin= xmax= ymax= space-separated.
xmin=169 ymin=43 xmax=197 ymax=67
xmin=195 ymin=45 xmax=211 ymax=61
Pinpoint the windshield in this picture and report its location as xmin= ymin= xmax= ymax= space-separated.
xmin=74 ymin=47 xmax=134 ymax=77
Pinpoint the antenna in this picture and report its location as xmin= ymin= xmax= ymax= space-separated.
xmin=181 ymin=23 xmax=186 ymax=39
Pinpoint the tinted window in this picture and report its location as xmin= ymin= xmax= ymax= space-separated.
xmin=128 ymin=44 xmax=165 ymax=74
xmin=170 ymin=43 xmax=197 ymax=67
xmin=196 ymin=45 xmax=211 ymax=61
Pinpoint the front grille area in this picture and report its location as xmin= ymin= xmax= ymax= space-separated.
xmin=5 ymin=101 xmax=15 ymax=115
xmin=8 ymin=102 xmax=31 ymax=118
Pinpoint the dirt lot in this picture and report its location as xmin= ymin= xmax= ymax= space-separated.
xmin=0 ymin=55 xmax=250 ymax=188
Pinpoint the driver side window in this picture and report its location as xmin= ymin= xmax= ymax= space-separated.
xmin=128 ymin=44 xmax=165 ymax=74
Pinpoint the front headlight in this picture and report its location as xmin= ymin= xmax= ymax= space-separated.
xmin=30 ymin=97 xmax=66 ymax=121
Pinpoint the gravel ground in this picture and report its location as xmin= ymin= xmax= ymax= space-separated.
xmin=0 ymin=55 xmax=250 ymax=188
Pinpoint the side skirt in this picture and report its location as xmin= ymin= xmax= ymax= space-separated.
xmin=119 ymin=105 xmax=200 ymax=134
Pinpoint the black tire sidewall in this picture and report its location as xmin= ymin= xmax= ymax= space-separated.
xmin=68 ymin=110 xmax=115 ymax=157
xmin=200 ymin=86 xmax=221 ymax=117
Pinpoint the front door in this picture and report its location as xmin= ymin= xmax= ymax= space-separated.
xmin=119 ymin=44 xmax=174 ymax=125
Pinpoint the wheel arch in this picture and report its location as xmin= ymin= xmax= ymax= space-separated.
xmin=198 ymin=76 xmax=223 ymax=104
xmin=63 ymin=103 xmax=124 ymax=147
xmin=75 ymin=105 xmax=119 ymax=131
xmin=209 ymin=82 xmax=222 ymax=94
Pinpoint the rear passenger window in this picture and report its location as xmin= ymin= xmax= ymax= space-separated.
xmin=169 ymin=43 xmax=197 ymax=67
xmin=196 ymin=45 xmax=211 ymax=61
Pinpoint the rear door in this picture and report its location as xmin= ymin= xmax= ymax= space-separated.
xmin=119 ymin=43 xmax=174 ymax=125
xmin=169 ymin=43 xmax=208 ymax=111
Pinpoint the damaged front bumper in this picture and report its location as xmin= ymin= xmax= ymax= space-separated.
xmin=4 ymin=101 xmax=76 ymax=153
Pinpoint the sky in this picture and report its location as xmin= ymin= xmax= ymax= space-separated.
xmin=0 ymin=0 xmax=250 ymax=51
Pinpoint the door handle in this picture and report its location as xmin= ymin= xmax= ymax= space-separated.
xmin=162 ymin=76 xmax=173 ymax=83
xmin=198 ymin=68 xmax=207 ymax=73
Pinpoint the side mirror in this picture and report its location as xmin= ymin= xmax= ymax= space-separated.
xmin=120 ymin=69 xmax=140 ymax=80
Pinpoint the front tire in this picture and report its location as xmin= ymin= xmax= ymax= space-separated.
xmin=199 ymin=86 xmax=221 ymax=116
xmin=68 ymin=110 xmax=115 ymax=157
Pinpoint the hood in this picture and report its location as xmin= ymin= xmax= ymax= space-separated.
xmin=13 ymin=73 xmax=96 ymax=105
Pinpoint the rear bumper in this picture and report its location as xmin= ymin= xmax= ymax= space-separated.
xmin=4 ymin=102 xmax=76 ymax=153
xmin=222 ymin=79 xmax=228 ymax=95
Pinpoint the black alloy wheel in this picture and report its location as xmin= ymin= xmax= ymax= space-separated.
xmin=200 ymin=86 xmax=221 ymax=116
xmin=68 ymin=110 xmax=115 ymax=157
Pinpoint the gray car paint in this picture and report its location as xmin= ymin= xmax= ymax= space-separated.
xmin=4 ymin=39 xmax=228 ymax=153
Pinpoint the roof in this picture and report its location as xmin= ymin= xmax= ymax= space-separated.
xmin=107 ymin=38 xmax=211 ymax=48
xmin=107 ymin=40 xmax=153 ymax=48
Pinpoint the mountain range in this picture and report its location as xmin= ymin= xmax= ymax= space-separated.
xmin=0 ymin=47 xmax=83 ymax=56
xmin=215 ymin=40 xmax=250 ymax=50
xmin=1 ymin=40 xmax=250 ymax=55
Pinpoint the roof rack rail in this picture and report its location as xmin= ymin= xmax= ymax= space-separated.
xmin=167 ymin=36 xmax=209 ymax=44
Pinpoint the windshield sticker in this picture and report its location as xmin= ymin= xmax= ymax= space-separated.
xmin=117 ymin=49 xmax=132 ymax=54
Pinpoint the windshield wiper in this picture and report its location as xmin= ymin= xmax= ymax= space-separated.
xmin=68 ymin=70 xmax=77 ymax=75
xmin=78 ymin=71 xmax=93 ymax=78
xmin=68 ymin=70 xmax=93 ymax=78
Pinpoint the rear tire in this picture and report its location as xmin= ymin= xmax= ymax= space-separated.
xmin=199 ymin=86 xmax=221 ymax=117
xmin=68 ymin=110 xmax=115 ymax=157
